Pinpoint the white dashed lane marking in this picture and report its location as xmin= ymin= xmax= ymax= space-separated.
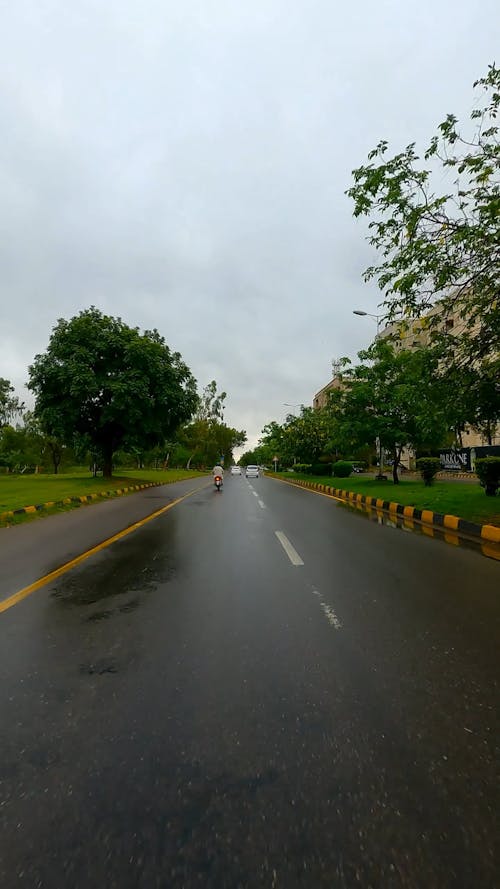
xmin=312 ymin=590 xmax=342 ymax=630
xmin=275 ymin=531 xmax=304 ymax=566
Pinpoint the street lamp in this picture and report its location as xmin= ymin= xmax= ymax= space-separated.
xmin=353 ymin=311 xmax=387 ymax=480
xmin=352 ymin=309 xmax=383 ymax=334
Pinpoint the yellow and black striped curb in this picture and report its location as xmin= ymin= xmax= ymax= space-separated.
xmin=436 ymin=471 xmax=477 ymax=480
xmin=0 ymin=482 xmax=164 ymax=524
xmin=271 ymin=476 xmax=500 ymax=545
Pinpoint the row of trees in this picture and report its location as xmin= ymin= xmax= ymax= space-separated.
xmin=242 ymin=64 xmax=499 ymax=485
xmin=241 ymin=336 xmax=498 ymax=485
xmin=1 ymin=309 xmax=246 ymax=477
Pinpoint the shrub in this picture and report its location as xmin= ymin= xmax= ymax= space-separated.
xmin=332 ymin=460 xmax=353 ymax=478
xmin=416 ymin=457 xmax=441 ymax=486
xmin=311 ymin=463 xmax=332 ymax=476
xmin=291 ymin=463 xmax=312 ymax=474
xmin=475 ymin=457 xmax=500 ymax=496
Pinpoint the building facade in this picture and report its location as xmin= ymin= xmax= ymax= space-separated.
xmin=312 ymin=300 xmax=499 ymax=469
xmin=379 ymin=302 xmax=499 ymax=448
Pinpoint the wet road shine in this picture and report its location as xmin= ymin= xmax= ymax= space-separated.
xmin=0 ymin=475 xmax=498 ymax=888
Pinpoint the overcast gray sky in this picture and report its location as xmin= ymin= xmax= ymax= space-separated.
xmin=1 ymin=1 xmax=498 ymax=454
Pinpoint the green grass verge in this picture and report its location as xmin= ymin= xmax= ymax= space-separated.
xmin=279 ymin=473 xmax=500 ymax=527
xmin=0 ymin=468 xmax=206 ymax=526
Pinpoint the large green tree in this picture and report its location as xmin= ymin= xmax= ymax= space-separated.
xmin=347 ymin=65 xmax=500 ymax=365
xmin=435 ymin=356 xmax=500 ymax=447
xmin=28 ymin=308 xmax=198 ymax=477
xmin=178 ymin=380 xmax=246 ymax=469
xmin=279 ymin=407 xmax=337 ymax=465
xmin=249 ymin=409 xmax=341 ymax=469
xmin=180 ymin=419 xmax=246 ymax=469
xmin=331 ymin=340 xmax=449 ymax=483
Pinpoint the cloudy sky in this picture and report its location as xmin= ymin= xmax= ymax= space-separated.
xmin=1 ymin=1 xmax=498 ymax=453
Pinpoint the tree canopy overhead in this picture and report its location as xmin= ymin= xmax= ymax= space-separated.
xmin=28 ymin=308 xmax=198 ymax=477
xmin=347 ymin=64 xmax=500 ymax=364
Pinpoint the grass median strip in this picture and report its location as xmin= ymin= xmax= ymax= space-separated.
xmin=0 ymin=469 xmax=206 ymax=527
xmin=275 ymin=472 xmax=500 ymax=529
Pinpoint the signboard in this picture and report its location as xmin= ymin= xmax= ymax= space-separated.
xmin=439 ymin=449 xmax=471 ymax=471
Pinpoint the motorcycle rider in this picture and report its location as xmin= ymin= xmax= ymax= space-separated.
xmin=212 ymin=463 xmax=224 ymax=484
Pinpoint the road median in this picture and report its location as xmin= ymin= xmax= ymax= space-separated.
xmin=0 ymin=482 xmax=165 ymax=526
xmin=0 ymin=469 xmax=206 ymax=527
xmin=269 ymin=474 xmax=500 ymax=545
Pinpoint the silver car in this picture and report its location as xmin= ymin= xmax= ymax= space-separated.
xmin=245 ymin=465 xmax=260 ymax=478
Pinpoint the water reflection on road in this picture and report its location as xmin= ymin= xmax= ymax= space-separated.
xmin=336 ymin=500 xmax=500 ymax=561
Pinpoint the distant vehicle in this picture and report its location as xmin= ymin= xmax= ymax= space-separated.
xmin=245 ymin=465 xmax=260 ymax=478
xmin=351 ymin=462 xmax=367 ymax=473
xmin=231 ymin=466 xmax=242 ymax=475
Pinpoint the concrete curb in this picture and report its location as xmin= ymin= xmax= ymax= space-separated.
xmin=270 ymin=476 xmax=500 ymax=545
xmin=0 ymin=482 xmax=164 ymax=524
xmin=436 ymin=471 xmax=477 ymax=480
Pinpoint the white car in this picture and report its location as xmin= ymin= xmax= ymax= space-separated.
xmin=230 ymin=466 xmax=242 ymax=475
xmin=245 ymin=465 xmax=260 ymax=478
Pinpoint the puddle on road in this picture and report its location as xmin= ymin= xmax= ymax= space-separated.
xmin=50 ymin=517 xmax=179 ymax=618
xmin=336 ymin=500 xmax=500 ymax=562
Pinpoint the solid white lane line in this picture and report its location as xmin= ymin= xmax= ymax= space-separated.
xmin=275 ymin=531 xmax=304 ymax=566
xmin=252 ymin=491 xmax=259 ymax=497
xmin=258 ymin=500 xmax=266 ymax=509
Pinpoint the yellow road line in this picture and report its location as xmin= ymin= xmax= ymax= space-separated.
xmin=0 ymin=483 xmax=208 ymax=615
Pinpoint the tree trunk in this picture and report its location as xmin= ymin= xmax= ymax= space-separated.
xmin=392 ymin=444 xmax=405 ymax=484
xmin=103 ymin=445 xmax=113 ymax=478
xmin=392 ymin=460 xmax=399 ymax=484
xmin=392 ymin=446 xmax=400 ymax=484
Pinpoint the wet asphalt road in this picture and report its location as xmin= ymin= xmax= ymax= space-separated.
xmin=0 ymin=474 xmax=499 ymax=888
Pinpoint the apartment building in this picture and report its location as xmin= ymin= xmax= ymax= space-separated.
xmin=379 ymin=302 xmax=499 ymax=448
xmin=312 ymin=300 xmax=499 ymax=469
xmin=312 ymin=376 xmax=343 ymax=410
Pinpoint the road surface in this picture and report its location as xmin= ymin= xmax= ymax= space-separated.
xmin=0 ymin=474 xmax=498 ymax=888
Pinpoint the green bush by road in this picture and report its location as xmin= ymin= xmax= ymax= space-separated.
xmin=0 ymin=468 xmax=206 ymax=526
xmin=279 ymin=473 xmax=500 ymax=527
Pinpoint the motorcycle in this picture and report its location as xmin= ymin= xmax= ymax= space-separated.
xmin=214 ymin=475 xmax=223 ymax=491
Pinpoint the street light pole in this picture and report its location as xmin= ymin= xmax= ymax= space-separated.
xmin=352 ymin=309 xmax=383 ymax=334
